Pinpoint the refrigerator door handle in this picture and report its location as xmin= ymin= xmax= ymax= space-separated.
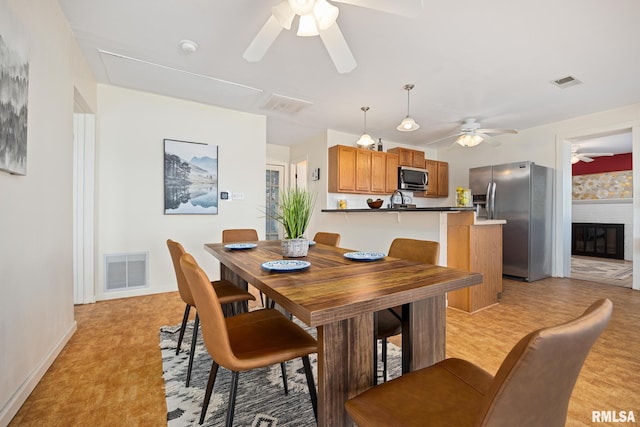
xmin=490 ymin=182 xmax=497 ymax=219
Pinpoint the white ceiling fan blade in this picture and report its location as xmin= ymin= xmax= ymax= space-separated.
xmin=425 ymin=132 xmax=462 ymax=146
xmin=579 ymin=152 xmax=614 ymax=157
xmin=332 ymin=0 xmax=423 ymax=17
xmin=579 ymin=156 xmax=594 ymax=163
xmin=319 ymin=23 xmax=357 ymax=73
xmin=477 ymin=128 xmax=518 ymax=135
xmin=477 ymin=133 xmax=502 ymax=147
xmin=243 ymin=15 xmax=284 ymax=62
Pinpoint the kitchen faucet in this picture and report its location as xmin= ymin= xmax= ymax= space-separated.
xmin=390 ymin=189 xmax=405 ymax=208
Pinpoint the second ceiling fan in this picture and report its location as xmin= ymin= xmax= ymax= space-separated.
xmin=426 ymin=118 xmax=518 ymax=148
xmin=243 ymin=0 xmax=422 ymax=73
xmin=571 ymin=146 xmax=613 ymax=164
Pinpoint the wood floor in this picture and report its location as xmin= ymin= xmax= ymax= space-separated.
xmin=9 ymin=277 xmax=640 ymax=427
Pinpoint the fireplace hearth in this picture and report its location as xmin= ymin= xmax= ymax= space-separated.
xmin=572 ymin=222 xmax=624 ymax=260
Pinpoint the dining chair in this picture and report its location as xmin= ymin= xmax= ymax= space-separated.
xmin=374 ymin=238 xmax=440 ymax=384
xmin=179 ymin=253 xmax=318 ymax=426
xmin=346 ymin=298 xmax=612 ymax=427
xmin=167 ymin=239 xmax=255 ymax=387
xmin=312 ymin=231 xmax=341 ymax=247
xmin=221 ymin=228 xmax=266 ymax=307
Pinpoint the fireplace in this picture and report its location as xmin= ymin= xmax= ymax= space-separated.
xmin=572 ymin=223 xmax=624 ymax=260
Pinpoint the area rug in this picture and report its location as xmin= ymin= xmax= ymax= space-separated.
xmin=571 ymin=256 xmax=633 ymax=280
xmin=160 ymin=318 xmax=401 ymax=426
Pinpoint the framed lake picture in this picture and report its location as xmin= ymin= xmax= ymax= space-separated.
xmin=164 ymin=139 xmax=218 ymax=215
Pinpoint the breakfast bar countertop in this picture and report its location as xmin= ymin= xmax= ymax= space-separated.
xmin=321 ymin=206 xmax=477 ymax=213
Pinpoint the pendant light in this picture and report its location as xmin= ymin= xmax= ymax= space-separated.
xmin=397 ymin=84 xmax=420 ymax=132
xmin=356 ymin=106 xmax=376 ymax=147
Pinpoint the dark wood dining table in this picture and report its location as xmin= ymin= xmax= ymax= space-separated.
xmin=204 ymin=240 xmax=482 ymax=427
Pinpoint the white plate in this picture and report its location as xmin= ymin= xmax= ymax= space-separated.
xmin=308 ymin=241 xmax=316 ymax=246
xmin=343 ymin=251 xmax=386 ymax=261
xmin=261 ymin=260 xmax=311 ymax=272
xmin=224 ymin=243 xmax=258 ymax=250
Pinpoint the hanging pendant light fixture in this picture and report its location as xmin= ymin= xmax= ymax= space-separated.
xmin=397 ymin=84 xmax=420 ymax=132
xmin=356 ymin=106 xmax=376 ymax=147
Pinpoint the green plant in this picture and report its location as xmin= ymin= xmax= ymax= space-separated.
xmin=270 ymin=187 xmax=316 ymax=239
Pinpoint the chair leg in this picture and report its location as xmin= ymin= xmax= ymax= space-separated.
xmin=382 ymin=337 xmax=388 ymax=382
xmin=280 ymin=362 xmax=288 ymax=395
xmin=176 ymin=304 xmax=191 ymax=355
xmin=186 ymin=312 xmax=200 ymax=387
xmin=226 ymin=371 xmax=240 ymax=427
xmin=199 ymin=360 xmax=219 ymax=425
xmin=302 ymin=355 xmax=318 ymax=421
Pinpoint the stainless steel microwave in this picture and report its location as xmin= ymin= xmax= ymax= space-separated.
xmin=398 ymin=166 xmax=428 ymax=191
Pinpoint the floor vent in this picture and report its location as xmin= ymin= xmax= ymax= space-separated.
xmin=104 ymin=252 xmax=148 ymax=291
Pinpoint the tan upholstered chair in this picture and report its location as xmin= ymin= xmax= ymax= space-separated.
xmin=167 ymin=239 xmax=255 ymax=387
xmin=347 ymin=298 xmax=613 ymax=427
xmin=221 ymin=228 xmax=266 ymax=306
xmin=313 ymin=231 xmax=341 ymax=247
xmin=375 ymin=238 xmax=440 ymax=383
xmin=179 ymin=253 xmax=318 ymax=426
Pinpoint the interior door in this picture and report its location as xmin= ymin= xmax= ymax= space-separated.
xmin=265 ymin=164 xmax=285 ymax=240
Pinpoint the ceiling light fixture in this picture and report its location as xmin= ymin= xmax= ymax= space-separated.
xmin=356 ymin=106 xmax=376 ymax=147
xmin=397 ymin=84 xmax=420 ymax=132
xmin=277 ymin=0 xmax=339 ymax=36
xmin=455 ymin=134 xmax=484 ymax=147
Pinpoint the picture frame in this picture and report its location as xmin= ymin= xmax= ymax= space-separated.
xmin=0 ymin=2 xmax=30 ymax=176
xmin=164 ymin=139 xmax=218 ymax=215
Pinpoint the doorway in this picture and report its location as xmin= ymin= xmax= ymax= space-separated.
xmin=266 ymin=164 xmax=285 ymax=240
xmin=565 ymin=128 xmax=635 ymax=289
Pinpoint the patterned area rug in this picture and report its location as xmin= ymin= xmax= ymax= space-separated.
xmin=571 ymin=257 xmax=633 ymax=289
xmin=571 ymin=257 xmax=633 ymax=280
xmin=160 ymin=317 xmax=401 ymax=426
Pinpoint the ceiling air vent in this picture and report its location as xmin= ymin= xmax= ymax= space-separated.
xmin=550 ymin=75 xmax=583 ymax=89
xmin=262 ymin=93 xmax=313 ymax=114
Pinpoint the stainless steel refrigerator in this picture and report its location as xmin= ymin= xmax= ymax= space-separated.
xmin=469 ymin=161 xmax=553 ymax=282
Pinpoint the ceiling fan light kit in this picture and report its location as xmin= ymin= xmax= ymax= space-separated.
xmin=397 ymin=84 xmax=420 ymax=132
xmin=245 ymin=1 xmax=421 ymax=73
xmin=456 ymin=134 xmax=484 ymax=147
xmin=356 ymin=106 xmax=376 ymax=147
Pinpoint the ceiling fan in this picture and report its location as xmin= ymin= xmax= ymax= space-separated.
xmin=426 ymin=118 xmax=518 ymax=148
xmin=571 ymin=146 xmax=613 ymax=164
xmin=243 ymin=0 xmax=423 ymax=73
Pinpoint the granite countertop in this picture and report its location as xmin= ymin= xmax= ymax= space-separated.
xmin=321 ymin=207 xmax=477 ymax=213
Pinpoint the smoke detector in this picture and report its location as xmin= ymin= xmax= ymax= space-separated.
xmin=180 ymin=39 xmax=198 ymax=53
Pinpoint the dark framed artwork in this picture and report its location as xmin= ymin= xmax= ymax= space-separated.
xmin=0 ymin=2 xmax=30 ymax=175
xmin=164 ymin=139 xmax=218 ymax=215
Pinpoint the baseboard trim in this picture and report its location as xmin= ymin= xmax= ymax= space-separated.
xmin=0 ymin=321 xmax=77 ymax=427
xmin=95 ymin=284 xmax=177 ymax=301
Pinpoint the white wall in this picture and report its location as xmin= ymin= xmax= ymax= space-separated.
xmin=95 ymin=85 xmax=266 ymax=300
xmin=0 ymin=0 xmax=97 ymax=424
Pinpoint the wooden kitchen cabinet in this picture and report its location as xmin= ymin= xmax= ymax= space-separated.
xmin=328 ymin=145 xmax=356 ymax=192
xmin=417 ymin=159 xmax=449 ymax=197
xmin=371 ymin=151 xmax=387 ymax=193
xmin=447 ymin=212 xmax=503 ymax=313
xmin=356 ymin=149 xmax=372 ymax=192
xmin=437 ymin=161 xmax=448 ymax=196
xmin=385 ymin=153 xmax=399 ymax=193
xmin=387 ymin=147 xmax=425 ymax=168
xmin=328 ymin=145 xmax=397 ymax=195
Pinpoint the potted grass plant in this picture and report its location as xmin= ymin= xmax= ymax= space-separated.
xmin=270 ymin=187 xmax=316 ymax=257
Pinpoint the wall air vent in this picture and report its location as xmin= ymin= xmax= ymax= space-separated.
xmin=104 ymin=252 xmax=148 ymax=291
xmin=261 ymin=93 xmax=313 ymax=114
xmin=550 ymin=75 xmax=583 ymax=89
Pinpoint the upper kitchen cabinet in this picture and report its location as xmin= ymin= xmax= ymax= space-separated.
xmin=417 ymin=159 xmax=449 ymax=198
xmin=328 ymin=145 xmax=398 ymax=195
xmin=387 ymin=147 xmax=425 ymax=168
xmin=328 ymin=145 xmax=356 ymax=192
